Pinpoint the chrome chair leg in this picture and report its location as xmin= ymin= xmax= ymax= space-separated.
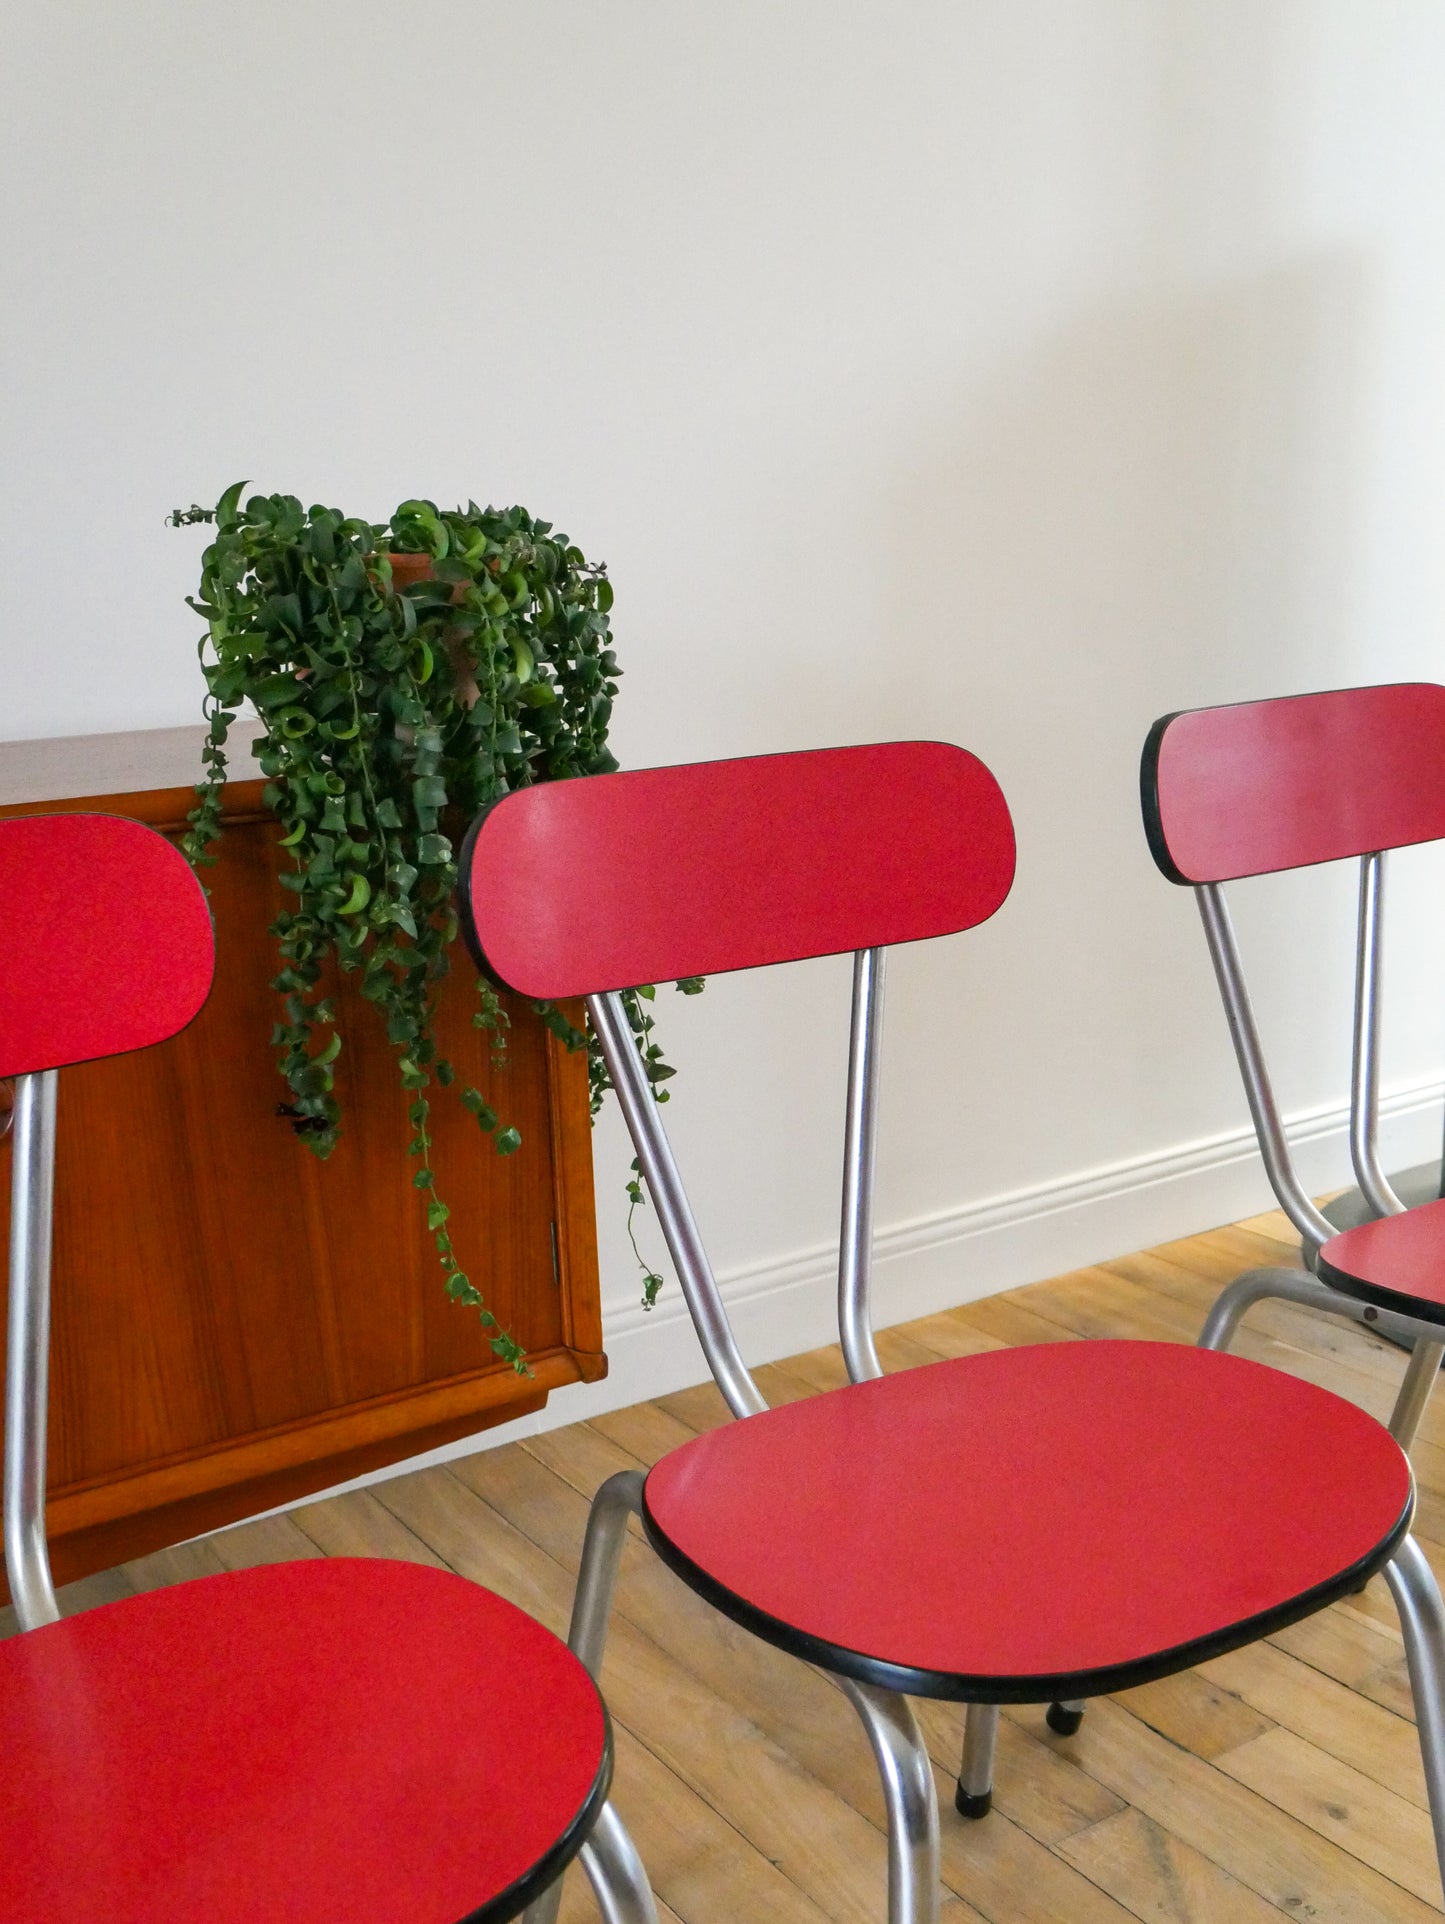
xmin=841 ymin=1679 xmax=941 ymax=1924
xmin=566 ymin=1470 xmax=646 ymax=1678
xmin=1198 ymin=1268 xmax=1444 ymax=1451
xmin=1197 ymin=1264 xmax=1438 ymax=1356
xmin=578 ymin=1800 xmax=660 ymax=1924
xmin=1199 ymin=1266 xmax=1336 ymax=1351
xmin=954 ymin=1702 xmax=998 ymax=1818
xmin=1384 ymin=1535 xmax=1445 ymax=1895
xmin=524 ymin=1470 xmax=646 ymax=1924
xmin=1388 ymin=1341 xmax=1445 ymax=1453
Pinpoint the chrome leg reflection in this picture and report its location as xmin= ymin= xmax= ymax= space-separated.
xmin=1388 ymin=1342 xmax=1445 ymax=1453
xmin=955 ymin=1702 xmax=998 ymax=1818
xmin=578 ymin=1800 xmax=660 ymax=1924
xmin=841 ymin=1679 xmax=941 ymax=1924
xmin=523 ymin=1470 xmax=646 ymax=1924
xmin=1384 ymin=1535 xmax=1445 ymax=1897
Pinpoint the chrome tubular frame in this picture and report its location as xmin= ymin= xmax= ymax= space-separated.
xmin=567 ymin=1469 xmax=646 ymax=1682
xmin=578 ymin=1801 xmax=661 ymax=1924
xmin=1390 ymin=1340 xmax=1445 ymax=1455
xmin=839 ymin=948 xmax=887 ymax=1384
xmin=586 ymin=991 xmax=766 ymax=1420
xmin=1385 ymin=1535 xmax=1445 ymax=1892
xmin=840 ymin=1680 xmax=941 ymax=1924
xmin=1197 ymin=878 xmax=1445 ymax=1450
xmin=1351 ymin=853 xmax=1405 ymax=1219
xmin=1198 ymin=1264 xmax=1444 ymax=1354
xmin=956 ymin=1703 xmax=999 ymax=1815
xmin=1345 ymin=853 xmax=1444 ymax=1451
xmin=1201 ymin=1269 xmax=1445 ymax=1453
xmin=1195 ymin=886 xmax=1335 ymax=1259
xmin=524 ymin=1469 xmax=646 ymax=1924
xmin=4 ymin=1069 xmax=60 ymax=1631
xmin=585 ymin=980 xmax=949 ymax=1917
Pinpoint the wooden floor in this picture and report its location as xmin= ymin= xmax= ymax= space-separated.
xmin=18 ymin=1209 xmax=1445 ymax=1922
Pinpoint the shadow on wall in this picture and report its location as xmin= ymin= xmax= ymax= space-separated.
xmin=903 ymin=255 xmax=1375 ymax=752
xmin=870 ymin=254 xmax=1378 ymax=1189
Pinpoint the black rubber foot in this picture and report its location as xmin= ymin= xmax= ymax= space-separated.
xmin=954 ymin=1784 xmax=992 ymax=1820
xmin=1046 ymin=1702 xmax=1084 ymax=1737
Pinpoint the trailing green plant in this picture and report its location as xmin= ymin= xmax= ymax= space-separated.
xmin=171 ymin=484 xmax=699 ymax=1367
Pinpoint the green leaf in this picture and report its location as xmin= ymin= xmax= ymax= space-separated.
xmin=494 ymin=1126 xmax=522 ymax=1156
xmin=254 ymin=673 xmax=302 ymax=709
xmin=216 ymin=479 xmax=249 ymax=528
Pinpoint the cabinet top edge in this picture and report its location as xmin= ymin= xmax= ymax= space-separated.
xmin=0 ymin=720 xmax=267 ymax=807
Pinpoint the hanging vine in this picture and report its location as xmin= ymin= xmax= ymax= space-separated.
xmin=172 ymin=485 xmax=699 ymax=1368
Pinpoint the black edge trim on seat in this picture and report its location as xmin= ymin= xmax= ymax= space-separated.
xmin=459 ymin=1696 xmax=615 ymax=1924
xmin=457 ymin=799 xmax=525 ymax=993
xmin=1316 ymin=1255 xmax=1445 ymax=1332
xmin=1139 ymin=711 xmax=1191 ymax=886
xmin=640 ymin=1480 xmax=1415 ymax=1707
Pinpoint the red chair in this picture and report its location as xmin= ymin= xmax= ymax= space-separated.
xmin=1142 ymin=684 xmax=1445 ymax=1454
xmin=0 ymin=812 xmax=657 ymax=1924
xmin=463 ymin=741 xmax=1445 ymax=1924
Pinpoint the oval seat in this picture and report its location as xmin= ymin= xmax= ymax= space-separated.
xmin=1318 ymin=1199 xmax=1445 ymax=1326
xmin=0 ymin=1557 xmax=609 ymax=1924
xmin=641 ymin=1341 xmax=1412 ymax=1702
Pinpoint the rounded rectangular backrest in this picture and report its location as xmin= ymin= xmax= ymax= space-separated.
xmin=461 ymin=741 xmax=1016 ymax=998
xmin=0 ymin=813 xmax=215 ymax=1079
xmin=1141 ymin=683 xmax=1445 ymax=884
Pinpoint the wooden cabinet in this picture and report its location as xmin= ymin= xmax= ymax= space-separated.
xmin=0 ymin=736 xmax=604 ymax=1590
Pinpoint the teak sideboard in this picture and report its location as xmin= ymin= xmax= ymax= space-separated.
xmin=0 ymin=727 xmax=604 ymax=1593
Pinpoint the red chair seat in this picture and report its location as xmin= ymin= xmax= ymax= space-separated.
xmin=1318 ymin=1200 xmax=1445 ymax=1325
xmin=0 ymin=1558 xmax=608 ymax=1924
xmin=641 ymin=1341 xmax=1411 ymax=1701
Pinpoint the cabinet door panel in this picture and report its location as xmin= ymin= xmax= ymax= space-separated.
xmin=0 ymin=779 xmax=603 ymax=1584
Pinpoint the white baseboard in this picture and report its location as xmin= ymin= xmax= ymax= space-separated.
xmin=244 ymin=1074 xmax=1444 ymax=1521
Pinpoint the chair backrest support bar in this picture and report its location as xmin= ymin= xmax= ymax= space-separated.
xmin=5 ymin=1070 xmax=60 ymax=1630
xmin=586 ymin=991 xmax=767 ymax=1420
xmin=1351 ymin=853 xmax=1406 ymax=1219
xmin=838 ymin=948 xmax=886 ymax=1384
xmin=1195 ymin=885 xmax=1335 ymax=1257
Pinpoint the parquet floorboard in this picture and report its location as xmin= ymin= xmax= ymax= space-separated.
xmin=8 ymin=1214 xmax=1444 ymax=1920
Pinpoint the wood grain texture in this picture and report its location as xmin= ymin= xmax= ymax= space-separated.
xmin=0 ymin=776 xmax=602 ymax=1588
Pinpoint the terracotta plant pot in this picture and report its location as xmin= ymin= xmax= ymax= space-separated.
xmin=381 ymin=551 xmax=437 ymax=593
xmin=378 ymin=551 xmax=480 ymax=708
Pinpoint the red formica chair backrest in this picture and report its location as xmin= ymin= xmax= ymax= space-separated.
xmin=1142 ymin=682 xmax=1445 ymax=885
xmin=460 ymin=741 xmax=1017 ymax=997
xmin=0 ymin=812 xmax=214 ymax=1080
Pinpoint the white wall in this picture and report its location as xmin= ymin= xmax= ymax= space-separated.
xmin=6 ymin=3 xmax=1445 ymax=1440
